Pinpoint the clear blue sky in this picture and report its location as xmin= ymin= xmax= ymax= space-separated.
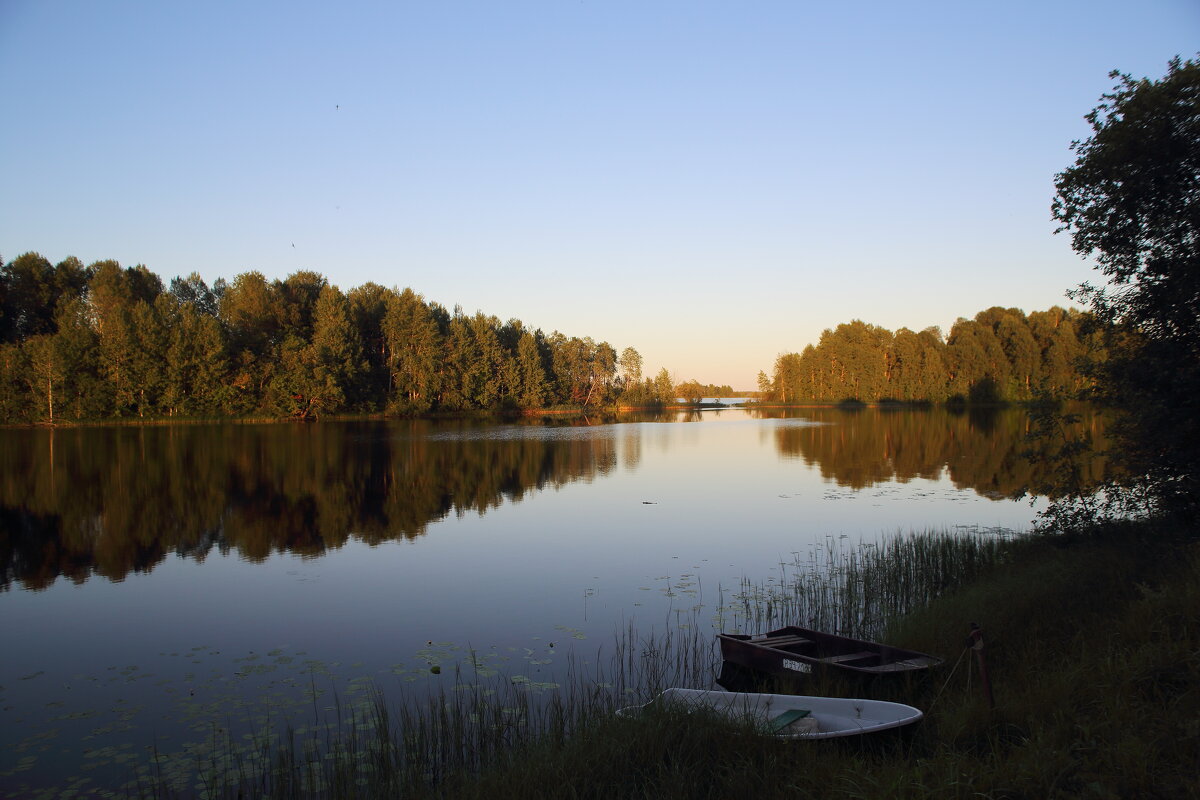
xmin=1 ymin=1 xmax=1196 ymax=389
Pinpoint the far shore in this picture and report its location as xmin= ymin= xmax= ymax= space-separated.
xmin=1 ymin=396 xmax=1076 ymax=430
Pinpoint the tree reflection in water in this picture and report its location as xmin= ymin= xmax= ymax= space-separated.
xmin=757 ymin=405 xmax=1109 ymax=497
xmin=0 ymin=408 xmax=1108 ymax=591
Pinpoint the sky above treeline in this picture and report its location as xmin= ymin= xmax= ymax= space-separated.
xmin=1 ymin=1 xmax=1196 ymax=389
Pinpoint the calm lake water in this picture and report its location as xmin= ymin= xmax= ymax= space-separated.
xmin=0 ymin=405 xmax=1106 ymax=794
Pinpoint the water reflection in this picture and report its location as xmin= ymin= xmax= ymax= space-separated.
xmin=0 ymin=408 xmax=1108 ymax=591
xmin=0 ymin=420 xmax=621 ymax=591
xmin=752 ymin=405 xmax=1109 ymax=498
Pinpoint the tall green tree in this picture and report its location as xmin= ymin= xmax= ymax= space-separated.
xmin=219 ymin=271 xmax=279 ymax=408
xmin=467 ymin=313 xmax=507 ymax=408
xmin=382 ymin=288 xmax=442 ymax=412
xmin=975 ymin=307 xmax=1039 ymax=401
xmin=265 ymin=285 xmax=363 ymax=418
xmin=945 ymin=319 xmax=1004 ymax=403
xmin=347 ymin=282 xmax=392 ymax=409
xmin=129 ymin=298 xmax=169 ymax=416
xmin=306 ymin=284 xmax=363 ymax=415
xmin=269 ymin=334 xmax=317 ymax=416
xmin=831 ymin=320 xmax=891 ymax=401
xmin=220 ymin=271 xmax=277 ymax=357
xmin=517 ymin=331 xmax=548 ymax=408
xmin=0 ymin=343 xmax=28 ymax=421
xmin=914 ymin=327 xmax=949 ymax=401
xmin=274 ymin=271 xmax=327 ymax=341
xmin=549 ymin=334 xmax=608 ymax=406
xmin=652 ymin=367 xmax=675 ymax=405
xmin=51 ymin=297 xmax=105 ymax=419
xmin=0 ymin=252 xmax=55 ymax=342
xmin=889 ymin=328 xmax=925 ymax=401
xmin=773 ymin=352 xmax=802 ymax=401
xmin=677 ymin=379 xmax=705 ymax=404
xmin=164 ymin=298 xmax=229 ymax=415
xmin=619 ymin=346 xmax=643 ymax=386
xmin=588 ymin=341 xmax=618 ymax=406
xmin=1051 ymin=56 xmax=1200 ymax=520
xmin=88 ymin=260 xmax=162 ymax=415
xmin=756 ymin=370 xmax=772 ymax=397
xmin=24 ymin=334 xmax=64 ymax=422
xmin=168 ymin=272 xmax=221 ymax=317
xmin=1028 ymin=308 xmax=1086 ymax=396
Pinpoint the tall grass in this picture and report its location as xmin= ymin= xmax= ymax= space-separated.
xmin=113 ymin=626 xmax=715 ymax=798
xmin=449 ymin=521 xmax=1200 ymax=800
xmin=96 ymin=529 xmax=1017 ymax=799
xmin=724 ymin=529 xmax=1012 ymax=639
xmin=59 ymin=524 xmax=1199 ymax=798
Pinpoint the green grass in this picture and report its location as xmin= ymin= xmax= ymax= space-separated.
xmin=50 ymin=522 xmax=1200 ymax=799
xmin=724 ymin=529 xmax=1013 ymax=640
xmin=445 ymin=523 xmax=1199 ymax=799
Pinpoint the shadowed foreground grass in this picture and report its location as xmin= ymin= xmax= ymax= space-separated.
xmin=430 ymin=522 xmax=1200 ymax=799
xmin=116 ymin=522 xmax=1198 ymax=799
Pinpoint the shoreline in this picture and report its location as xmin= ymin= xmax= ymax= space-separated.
xmin=0 ymin=398 xmax=1076 ymax=430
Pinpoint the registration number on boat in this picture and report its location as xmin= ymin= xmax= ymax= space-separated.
xmin=782 ymin=658 xmax=812 ymax=674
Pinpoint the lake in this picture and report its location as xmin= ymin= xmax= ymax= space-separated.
xmin=0 ymin=405 xmax=1106 ymax=794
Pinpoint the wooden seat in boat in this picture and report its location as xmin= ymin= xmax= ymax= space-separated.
xmin=820 ymin=650 xmax=876 ymax=663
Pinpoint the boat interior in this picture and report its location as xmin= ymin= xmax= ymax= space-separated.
xmin=749 ymin=631 xmax=884 ymax=666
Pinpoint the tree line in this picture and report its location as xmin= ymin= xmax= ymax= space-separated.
xmin=0 ymin=254 xmax=687 ymax=423
xmin=761 ymin=55 xmax=1200 ymax=524
xmin=762 ymin=306 xmax=1102 ymax=404
xmin=676 ymin=380 xmax=737 ymax=402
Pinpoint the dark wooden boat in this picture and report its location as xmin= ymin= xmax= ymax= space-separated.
xmin=717 ymin=626 xmax=942 ymax=677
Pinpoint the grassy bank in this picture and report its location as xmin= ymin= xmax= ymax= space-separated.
xmin=409 ymin=522 xmax=1194 ymax=799
xmin=81 ymin=524 xmax=1200 ymax=799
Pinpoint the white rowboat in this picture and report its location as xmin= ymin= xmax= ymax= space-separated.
xmin=618 ymin=688 xmax=924 ymax=740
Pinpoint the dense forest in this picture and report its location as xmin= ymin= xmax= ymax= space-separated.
xmin=1 ymin=252 xmax=1104 ymax=423
xmin=763 ymin=307 xmax=1101 ymax=404
xmin=0 ymin=253 xmax=683 ymax=423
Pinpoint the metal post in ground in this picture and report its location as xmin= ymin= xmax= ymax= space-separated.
xmin=967 ymin=622 xmax=995 ymax=709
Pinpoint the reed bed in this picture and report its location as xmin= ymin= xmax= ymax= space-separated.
xmin=723 ymin=529 xmax=1013 ymax=640
xmin=451 ymin=521 xmax=1199 ymax=800
xmin=90 ymin=529 xmax=1020 ymax=799
xmin=113 ymin=625 xmax=716 ymax=799
xmin=72 ymin=523 xmax=1200 ymax=799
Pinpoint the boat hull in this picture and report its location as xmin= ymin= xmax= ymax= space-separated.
xmin=718 ymin=625 xmax=942 ymax=678
xmin=619 ymin=688 xmax=924 ymax=739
